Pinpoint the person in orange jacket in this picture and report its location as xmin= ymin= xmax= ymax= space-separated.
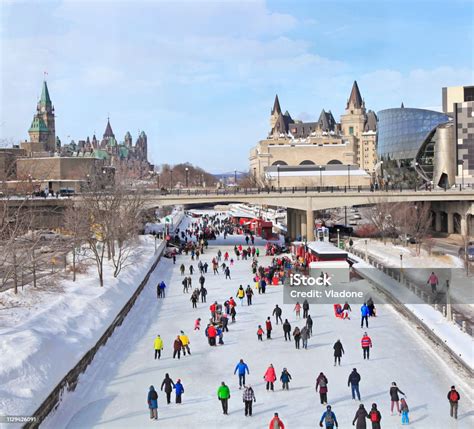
xmin=264 ymin=364 xmax=277 ymax=391
xmin=269 ymin=412 xmax=285 ymax=429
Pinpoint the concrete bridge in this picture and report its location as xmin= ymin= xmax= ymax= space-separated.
xmin=144 ymin=188 xmax=474 ymax=240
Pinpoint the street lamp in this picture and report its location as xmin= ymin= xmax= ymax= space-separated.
xmin=277 ymin=164 xmax=280 ymax=188
xmin=400 ymin=253 xmax=403 ymax=283
xmin=170 ymin=169 xmax=173 ymax=190
xmin=337 ymin=228 xmax=340 ymax=248
xmin=347 ymin=164 xmax=351 ymax=189
xmin=364 ymin=239 xmax=368 ymax=262
xmin=157 ymin=173 xmax=160 ymax=188
xmin=380 ymin=160 xmax=384 ymax=185
xmin=319 ymin=165 xmax=323 ymax=188
xmin=185 ymin=167 xmax=189 ymax=188
xmin=234 ymin=169 xmax=237 ymax=186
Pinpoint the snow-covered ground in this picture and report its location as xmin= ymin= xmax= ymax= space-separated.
xmin=42 ymin=216 xmax=473 ymax=429
xmin=0 ymin=236 xmax=165 ymax=419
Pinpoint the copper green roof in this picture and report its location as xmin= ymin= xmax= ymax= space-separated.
xmin=93 ymin=149 xmax=109 ymax=160
xmin=106 ymin=136 xmax=117 ymax=147
xmin=29 ymin=116 xmax=49 ymax=132
xmin=119 ymin=146 xmax=129 ymax=159
xmin=40 ymin=81 xmax=52 ymax=106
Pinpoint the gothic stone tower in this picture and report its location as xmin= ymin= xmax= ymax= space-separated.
xmin=28 ymin=81 xmax=56 ymax=152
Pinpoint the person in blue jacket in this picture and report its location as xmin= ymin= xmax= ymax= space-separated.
xmin=174 ymin=379 xmax=184 ymax=404
xmin=360 ymin=302 xmax=369 ymax=328
xmin=159 ymin=281 xmax=167 ymax=298
xmin=234 ymin=359 xmax=250 ymax=389
xmin=319 ymin=405 xmax=338 ymax=428
xmin=147 ymin=385 xmax=158 ymax=420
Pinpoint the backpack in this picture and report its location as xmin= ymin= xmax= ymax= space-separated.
xmin=449 ymin=391 xmax=459 ymax=402
xmin=370 ymin=411 xmax=380 ymax=422
xmin=325 ymin=412 xmax=334 ymax=424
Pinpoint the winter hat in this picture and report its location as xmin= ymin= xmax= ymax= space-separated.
xmin=177 ymin=379 xmax=181 ymax=383
xmin=372 ymin=403 xmax=377 ymax=409
xmin=326 ymin=405 xmax=331 ymax=410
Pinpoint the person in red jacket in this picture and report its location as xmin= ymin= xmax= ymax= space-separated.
xmin=207 ymin=324 xmax=217 ymax=346
xmin=361 ymin=332 xmax=372 ymax=360
xmin=269 ymin=412 xmax=285 ymax=429
xmin=264 ymin=364 xmax=277 ymax=391
xmin=266 ymin=317 xmax=273 ymax=339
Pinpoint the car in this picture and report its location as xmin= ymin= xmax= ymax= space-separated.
xmin=59 ymin=189 xmax=75 ymax=197
xmin=459 ymin=244 xmax=474 ymax=261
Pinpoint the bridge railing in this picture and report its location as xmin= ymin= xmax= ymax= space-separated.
xmin=146 ymin=183 xmax=473 ymax=197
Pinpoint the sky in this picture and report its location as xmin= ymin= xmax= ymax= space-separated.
xmin=1 ymin=0 xmax=473 ymax=172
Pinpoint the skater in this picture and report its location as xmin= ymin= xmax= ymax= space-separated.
xmin=293 ymin=326 xmax=301 ymax=349
xmin=361 ymin=332 xmax=372 ymax=360
xmin=234 ymin=359 xmax=250 ymax=389
xmin=147 ymin=385 xmax=158 ymax=420
xmin=273 ymin=305 xmax=283 ymax=324
xmin=246 ymin=285 xmax=254 ymax=305
xmin=282 ymin=319 xmax=292 ymax=341
xmin=174 ymin=379 xmax=184 ymax=404
xmin=352 ymin=404 xmax=369 ymax=429
xmin=266 ymin=317 xmax=273 ymax=339
xmin=179 ymin=331 xmax=191 ymax=355
xmin=200 ymin=286 xmax=207 ymax=303
xmin=264 ymin=364 xmax=277 ymax=391
xmin=280 ymin=368 xmax=292 ymax=390
xmin=257 ymin=325 xmax=264 ymax=341
xmin=199 ymin=274 xmax=205 ymax=288
xmin=222 ymin=312 xmax=229 ymax=332
xmin=447 ymin=385 xmax=460 ymax=420
xmin=237 ymin=286 xmax=245 ymax=305
xmin=207 ymin=324 xmax=217 ymax=346
xmin=389 ymin=382 xmax=405 ymax=415
xmin=319 ymin=405 xmax=338 ymax=428
xmin=400 ymin=398 xmax=409 ymax=425
xmin=172 ymin=254 xmax=176 ymax=264
xmin=230 ymin=305 xmax=237 ymax=323
xmin=156 ymin=282 xmax=161 ymax=298
xmin=348 ymin=368 xmax=361 ymax=400
xmin=368 ymin=403 xmax=382 ymax=429
xmin=243 ymin=385 xmax=256 ymax=416
xmin=217 ymin=382 xmax=230 ymax=415
xmin=294 ymin=301 xmax=301 ymax=319
xmin=361 ymin=302 xmax=369 ymax=328
xmin=301 ymin=326 xmax=309 ymax=349
xmin=303 ymin=299 xmax=310 ymax=318
xmin=190 ymin=292 xmax=198 ymax=308
xmin=225 ymin=266 xmax=231 ymax=279
xmin=182 ymin=277 xmax=189 ymax=293
xmin=342 ymin=301 xmax=351 ymax=319
xmin=173 ymin=336 xmax=182 ymax=359
xmin=269 ymin=412 xmax=285 ymax=429
xmin=154 ymin=334 xmax=163 ymax=359
xmin=189 ymin=265 xmax=194 ymax=275
xmin=367 ymin=297 xmax=375 ymax=317
xmin=316 ymin=372 xmax=329 ymax=405
xmin=306 ymin=314 xmax=313 ymax=336
xmin=427 ymin=271 xmax=439 ymax=293
xmin=159 ymin=281 xmax=166 ymax=298
xmin=180 ymin=263 xmax=185 ymax=275
xmin=160 ymin=373 xmax=175 ymax=404
xmin=333 ymin=339 xmax=344 ymax=366
xmin=194 ymin=318 xmax=201 ymax=331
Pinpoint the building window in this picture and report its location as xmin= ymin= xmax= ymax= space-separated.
xmin=349 ymin=126 xmax=354 ymax=135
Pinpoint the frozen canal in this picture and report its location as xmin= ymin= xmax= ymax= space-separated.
xmin=44 ymin=216 xmax=473 ymax=429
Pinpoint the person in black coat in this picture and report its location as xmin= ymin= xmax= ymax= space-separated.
xmin=303 ymin=299 xmax=310 ymax=318
xmin=160 ymin=373 xmax=175 ymax=404
xmin=306 ymin=315 xmax=313 ymax=336
xmin=348 ymin=368 xmax=361 ymax=401
xmin=282 ymin=319 xmax=292 ymax=341
xmin=273 ymin=305 xmax=283 ymax=324
xmin=352 ymin=404 xmax=369 ymax=429
xmin=333 ymin=340 xmax=344 ymax=366
xmin=389 ymin=382 xmax=405 ymax=415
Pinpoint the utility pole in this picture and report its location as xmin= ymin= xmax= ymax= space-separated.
xmin=446 ymin=279 xmax=452 ymax=321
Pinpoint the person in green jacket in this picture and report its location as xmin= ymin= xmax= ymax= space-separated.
xmin=217 ymin=381 xmax=230 ymax=415
xmin=154 ymin=335 xmax=163 ymax=360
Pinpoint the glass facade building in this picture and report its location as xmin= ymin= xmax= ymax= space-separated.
xmin=377 ymin=108 xmax=450 ymax=186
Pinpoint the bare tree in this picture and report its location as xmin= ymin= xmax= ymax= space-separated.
xmin=363 ymin=199 xmax=400 ymax=244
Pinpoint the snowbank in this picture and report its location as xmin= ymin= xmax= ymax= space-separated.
xmin=144 ymin=208 xmax=185 ymax=234
xmin=0 ymin=236 xmax=164 ymax=418
xmin=351 ymin=254 xmax=474 ymax=371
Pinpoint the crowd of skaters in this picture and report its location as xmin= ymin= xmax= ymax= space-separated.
xmin=147 ymin=212 xmax=463 ymax=426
